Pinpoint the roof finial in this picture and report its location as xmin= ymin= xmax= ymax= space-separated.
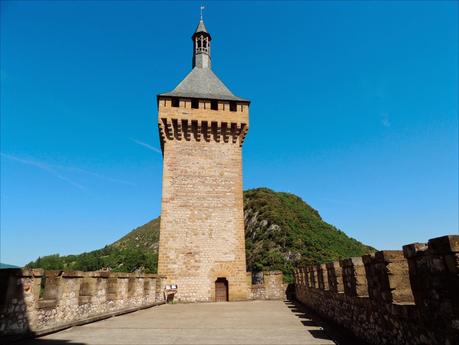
xmin=200 ymin=4 xmax=205 ymax=21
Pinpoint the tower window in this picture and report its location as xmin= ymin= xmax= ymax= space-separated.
xmin=229 ymin=101 xmax=237 ymax=112
xmin=211 ymin=100 xmax=218 ymax=110
xmin=171 ymin=98 xmax=180 ymax=107
xmin=191 ymin=99 xmax=199 ymax=109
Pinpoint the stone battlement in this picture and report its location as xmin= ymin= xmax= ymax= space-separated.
xmin=0 ymin=269 xmax=167 ymax=338
xmin=293 ymin=234 xmax=459 ymax=345
xmin=158 ymin=96 xmax=249 ymax=149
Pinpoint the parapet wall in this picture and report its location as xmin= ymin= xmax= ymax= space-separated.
xmin=294 ymin=235 xmax=459 ymax=345
xmin=247 ymin=271 xmax=285 ymax=300
xmin=0 ymin=269 xmax=167 ymax=338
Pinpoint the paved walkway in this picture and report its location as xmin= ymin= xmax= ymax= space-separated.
xmin=21 ymin=301 xmax=336 ymax=345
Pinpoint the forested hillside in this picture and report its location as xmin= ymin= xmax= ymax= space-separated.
xmin=244 ymin=188 xmax=374 ymax=280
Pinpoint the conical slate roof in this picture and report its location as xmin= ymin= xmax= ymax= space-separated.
xmin=158 ymin=19 xmax=248 ymax=102
xmin=195 ymin=20 xmax=208 ymax=35
xmin=159 ymin=68 xmax=248 ymax=101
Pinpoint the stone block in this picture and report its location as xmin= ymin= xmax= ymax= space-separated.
xmin=340 ymin=257 xmax=368 ymax=297
xmin=307 ymin=266 xmax=316 ymax=288
xmin=326 ymin=261 xmax=343 ymax=293
xmin=365 ymin=251 xmax=414 ymax=304
xmin=304 ymin=267 xmax=310 ymax=287
xmin=402 ymin=242 xmax=428 ymax=259
xmin=428 ymin=235 xmax=459 ymax=254
xmin=61 ymin=271 xmax=85 ymax=278
xmin=316 ymin=265 xmax=326 ymax=290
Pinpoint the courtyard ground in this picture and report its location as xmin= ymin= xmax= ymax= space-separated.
xmin=18 ymin=300 xmax=337 ymax=345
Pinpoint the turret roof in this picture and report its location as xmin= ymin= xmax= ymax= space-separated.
xmin=158 ymin=18 xmax=248 ymax=102
xmin=159 ymin=67 xmax=248 ymax=102
xmin=194 ymin=19 xmax=209 ymax=35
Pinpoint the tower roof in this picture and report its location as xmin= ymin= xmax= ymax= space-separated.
xmin=159 ymin=68 xmax=248 ymax=102
xmin=158 ymin=18 xmax=248 ymax=102
xmin=194 ymin=19 xmax=209 ymax=36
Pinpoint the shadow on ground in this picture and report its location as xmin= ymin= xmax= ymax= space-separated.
xmin=285 ymin=300 xmax=370 ymax=345
xmin=9 ymin=338 xmax=86 ymax=345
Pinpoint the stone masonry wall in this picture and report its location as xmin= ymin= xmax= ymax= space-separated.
xmin=0 ymin=269 xmax=167 ymax=338
xmin=247 ymin=271 xmax=285 ymax=300
xmin=157 ymin=97 xmax=249 ymax=302
xmin=294 ymin=235 xmax=459 ymax=345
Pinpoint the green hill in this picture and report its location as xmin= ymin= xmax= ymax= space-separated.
xmin=26 ymin=188 xmax=374 ymax=281
xmin=244 ymin=188 xmax=374 ymax=280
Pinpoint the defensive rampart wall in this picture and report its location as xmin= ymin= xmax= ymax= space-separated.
xmin=294 ymin=235 xmax=459 ymax=345
xmin=0 ymin=269 xmax=167 ymax=339
xmin=247 ymin=271 xmax=285 ymax=300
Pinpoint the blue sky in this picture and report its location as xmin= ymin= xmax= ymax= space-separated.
xmin=1 ymin=1 xmax=457 ymax=266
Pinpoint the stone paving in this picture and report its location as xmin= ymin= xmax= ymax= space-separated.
xmin=20 ymin=300 xmax=336 ymax=345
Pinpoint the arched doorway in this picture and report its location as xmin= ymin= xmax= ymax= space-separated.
xmin=215 ymin=277 xmax=228 ymax=302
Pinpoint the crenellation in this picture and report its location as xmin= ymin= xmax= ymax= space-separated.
xmin=78 ymin=273 xmax=96 ymax=305
xmin=159 ymin=97 xmax=248 ymax=113
xmin=0 ymin=269 xmax=167 ymax=337
xmin=295 ymin=234 xmax=459 ymax=345
xmin=340 ymin=257 xmax=368 ymax=297
xmin=2 ymin=12 xmax=455 ymax=345
xmin=37 ymin=270 xmax=63 ymax=309
xmin=325 ymin=261 xmax=343 ymax=293
xmin=320 ymin=264 xmax=329 ymax=290
xmin=301 ymin=267 xmax=308 ymax=288
xmin=403 ymin=235 xmax=459 ymax=343
xmin=308 ymin=266 xmax=316 ymax=288
xmin=377 ymin=251 xmax=413 ymax=304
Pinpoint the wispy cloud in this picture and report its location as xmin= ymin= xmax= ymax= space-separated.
xmin=1 ymin=153 xmax=86 ymax=190
xmin=130 ymin=138 xmax=162 ymax=154
xmin=381 ymin=112 xmax=391 ymax=128
xmin=1 ymin=153 xmax=135 ymax=189
xmin=59 ymin=166 xmax=135 ymax=187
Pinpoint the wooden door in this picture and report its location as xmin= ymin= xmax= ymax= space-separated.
xmin=215 ymin=278 xmax=228 ymax=302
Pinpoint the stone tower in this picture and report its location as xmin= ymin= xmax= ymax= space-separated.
xmin=156 ymin=18 xmax=250 ymax=302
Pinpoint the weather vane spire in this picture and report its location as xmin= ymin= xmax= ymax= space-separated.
xmin=200 ymin=4 xmax=205 ymax=21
